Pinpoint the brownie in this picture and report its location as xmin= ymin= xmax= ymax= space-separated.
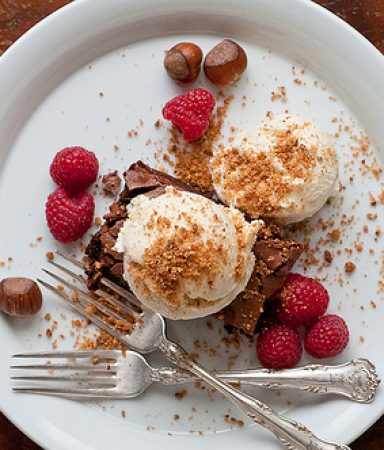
xmin=85 ymin=161 xmax=302 ymax=335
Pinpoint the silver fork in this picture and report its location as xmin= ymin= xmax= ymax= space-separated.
xmin=37 ymin=252 xmax=351 ymax=450
xmin=11 ymin=349 xmax=379 ymax=403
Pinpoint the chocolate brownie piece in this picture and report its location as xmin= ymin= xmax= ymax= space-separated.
xmin=85 ymin=161 xmax=203 ymax=289
xmin=102 ymin=170 xmax=122 ymax=196
xmin=85 ymin=161 xmax=302 ymax=335
xmin=216 ymin=234 xmax=302 ymax=334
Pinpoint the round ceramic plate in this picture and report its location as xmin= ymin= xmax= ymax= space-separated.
xmin=0 ymin=0 xmax=384 ymax=449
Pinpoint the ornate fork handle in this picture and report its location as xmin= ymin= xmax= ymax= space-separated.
xmin=159 ymin=338 xmax=350 ymax=450
xmin=156 ymin=358 xmax=379 ymax=403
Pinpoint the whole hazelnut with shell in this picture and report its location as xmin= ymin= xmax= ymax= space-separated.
xmin=204 ymin=39 xmax=247 ymax=86
xmin=164 ymin=42 xmax=203 ymax=83
xmin=0 ymin=277 xmax=42 ymax=317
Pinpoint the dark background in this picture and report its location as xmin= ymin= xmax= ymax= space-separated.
xmin=0 ymin=0 xmax=383 ymax=448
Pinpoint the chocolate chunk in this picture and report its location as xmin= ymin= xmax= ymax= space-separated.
xmin=110 ymin=263 xmax=124 ymax=279
xmin=253 ymin=240 xmax=285 ymax=271
xmin=102 ymin=170 xmax=122 ymax=196
xmin=217 ymin=281 xmax=265 ymax=335
xmin=104 ymin=203 xmax=127 ymax=223
xmin=99 ymin=231 xmax=123 ymax=260
xmin=109 ymin=220 xmax=125 ymax=237
xmin=124 ymin=161 xmax=209 ymax=197
xmin=217 ymin=239 xmax=302 ymax=334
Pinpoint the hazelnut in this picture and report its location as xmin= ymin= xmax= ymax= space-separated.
xmin=204 ymin=39 xmax=247 ymax=86
xmin=0 ymin=277 xmax=42 ymax=317
xmin=164 ymin=42 xmax=203 ymax=83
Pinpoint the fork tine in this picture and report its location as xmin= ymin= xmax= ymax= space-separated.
xmin=45 ymin=262 xmax=141 ymax=320
xmin=37 ymin=279 xmax=129 ymax=345
xmin=48 ymin=260 xmax=86 ymax=284
xmin=100 ymin=278 xmax=142 ymax=308
xmin=42 ymin=268 xmax=88 ymax=297
xmin=55 ymin=250 xmax=84 ymax=269
xmin=42 ymin=268 xmax=131 ymax=323
xmin=10 ymin=363 xmax=117 ymax=371
xmin=95 ymin=288 xmax=141 ymax=318
xmin=12 ymin=350 xmax=119 ymax=359
xmin=11 ymin=375 xmax=116 ymax=383
xmin=54 ymin=251 xmax=142 ymax=313
xmin=12 ymin=387 xmax=120 ymax=397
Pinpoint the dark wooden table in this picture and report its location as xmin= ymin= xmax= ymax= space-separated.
xmin=0 ymin=0 xmax=383 ymax=448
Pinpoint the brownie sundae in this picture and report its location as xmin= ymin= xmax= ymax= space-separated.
xmin=114 ymin=186 xmax=261 ymax=319
xmin=83 ymin=86 xmax=343 ymax=339
xmin=37 ymin=47 xmax=352 ymax=369
xmin=85 ymin=161 xmax=303 ymax=334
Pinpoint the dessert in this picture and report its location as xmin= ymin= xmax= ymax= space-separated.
xmin=85 ymin=161 xmax=302 ymax=334
xmin=0 ymin=277 xmax=42 ymax=317
xmin=114 ymin=186 xmax=261 ymax=319
xmin=163 ymin=42 xmax=203 ymax=84
xmin=210 ymin=113 xmax=339 ymax=224
xmin=204 ymin=39 xmax=247 ymax=87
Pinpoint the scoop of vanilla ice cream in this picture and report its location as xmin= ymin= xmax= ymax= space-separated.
xmin=210 ymin=114 xmax=339 ymax=224
xmin=114 ymin=186 xmax=262 ymax=319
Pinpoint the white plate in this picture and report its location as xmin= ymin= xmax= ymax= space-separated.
xmin=0 ymin=0 xmax=384 ymax=449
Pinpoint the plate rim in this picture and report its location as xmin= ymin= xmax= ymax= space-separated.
xmin=0 ymin=0 xmax=383 ymax=448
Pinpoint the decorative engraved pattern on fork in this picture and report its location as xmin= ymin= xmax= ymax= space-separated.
xmin=154 ymin=359 xmax=380 ymax=403
xmin=299 ymin=359 xmax=380 ymax=402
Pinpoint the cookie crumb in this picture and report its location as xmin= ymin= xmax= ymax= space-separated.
xmin=330 ymin=229 xmax=340 ymax=241
xmin=91 ymin=356 xmax=100 ymax=365
xmin=345 ymin=261 xmax=356 ymax=273
xmin=224 ymin=414 xmax=244 ymax=427
xmin=354 ymin=242 xmax=363 ymax=252
xmin=323 ymin=250 xmax=333 ymax=263
xmin=175 ymin=389 xmax=187 ymax=400
xmin=46 ymin=252 xmax=54 ymax=261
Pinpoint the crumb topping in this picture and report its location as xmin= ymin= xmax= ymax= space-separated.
xmin=128 ymin=224 xmax=227 ymax=306
xmin=212 ymin=132 xmax=316 ymax=217
xmin=167 ymin=95 xmax=234 ymax=192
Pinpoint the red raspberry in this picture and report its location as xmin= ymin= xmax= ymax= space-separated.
xmin=45 ymin=187 xmax=95 ymax=243
xmin=162 ymin=88 xmax=215 ymax=141
xmin=277 ymin=273 xmax=329 ymax=327
xmin=256 ymin=324 xmax=302 ymax=369
xmin=304 ymin=314 xmax=349 ymax=359
xmin=50 ymin=147 xmax=99 ymax=193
